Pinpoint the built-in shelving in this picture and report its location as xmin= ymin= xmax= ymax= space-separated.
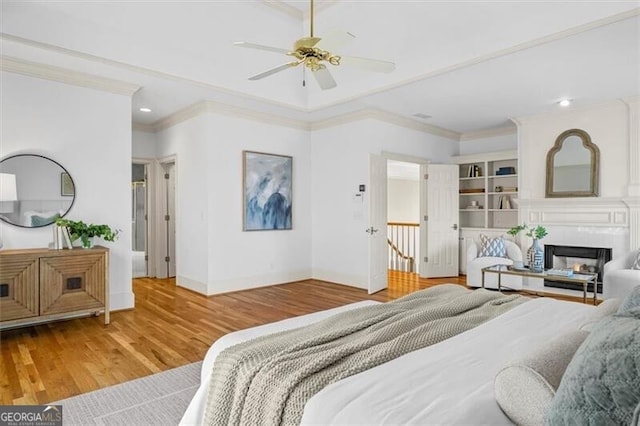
xmin=452 ymin=150 xmax=518 ymax=230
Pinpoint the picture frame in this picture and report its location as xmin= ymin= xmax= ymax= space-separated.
xmin=243 ymin=151 xmax=292 ymax=231
xmin=61 ymin=172 xmax=75 ymax=196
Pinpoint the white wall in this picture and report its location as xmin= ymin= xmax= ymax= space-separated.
xmin=132 ymin=130 xmax=157 ymax=159
xmin=514 ymin=100 xmax=636 ymax=257
xmin=518 ymin=101 xmax=629 ymax=199
xmin=311 ymin=119 xmax=458 ymax=289
xmin=387 ymin=178 xmax=419 ymax=223
xmin=155 ymin=113 xmax=311 ymax=295
xmin=0 ymin=72 xmax=134 ymax=310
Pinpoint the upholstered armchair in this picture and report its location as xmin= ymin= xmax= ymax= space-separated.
xmin=467 ymin=239 xmax=523 ymax=290
xmin=603 ymin=248 xmax=640 ymax=300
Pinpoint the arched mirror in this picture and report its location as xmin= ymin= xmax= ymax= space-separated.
xmin=546 ymin=129 xmax=599 ymax=198
xmin=0 ymin=154 xmax=75 ymax=228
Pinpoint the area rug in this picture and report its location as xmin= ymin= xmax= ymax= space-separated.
xmin=53 ymin=361 xmax=201 ymax=425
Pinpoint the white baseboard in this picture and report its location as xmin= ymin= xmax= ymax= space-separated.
xmin=207 ymin=269 xmax=312 ymax=295
xmin=311 ymin=269 xmax=367 ymax=290
xmin=177 ymin=275 xmax=208 ymax=294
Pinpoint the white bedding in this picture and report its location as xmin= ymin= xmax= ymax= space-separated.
xmin=180 ymin=296 xmax=595 ymax=425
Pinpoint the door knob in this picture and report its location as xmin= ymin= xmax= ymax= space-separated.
xmin=452 ymin=224 xmax=458 ymax=230
xmin=366 ymin=227 xmax=379 ymax=234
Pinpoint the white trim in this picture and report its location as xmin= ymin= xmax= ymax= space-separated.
xmin=311 ymin=109 xmax=460 ymax=139
xmin=623 ymin=197 xmax=640 ymax=249
xmin=0 ymin=33 xmax=308 ymax=114
xmin=512 ymin=99 xmax=627 ymax=125
xmin=622 ymin=97 xmax=640 ymax=197
xmin=152 ymin=101 xmax=309 ymax=132
xmin=459 ymin=126 xmax=517 ymax=141
xmin=516 ymin=197 xmax=632 ymax=228
xmin=311 ymin=268 xmax=366 ymax=290
xmin=147 ymin=102 xmax=461 ymax=138
xmin=5 ymin=8 xmax=636 ymax=123
xmin=177 ymin=275 xmax=208 ymax=295
xmin=450 ymin=149 xmax=518 ymax=164
xmin=132 ymin=122 xmax=156 ymax=133
xmin=0 ymin=55 xmax=140 ymax=96
xmin=310 ymin=8 xmax=640 ymax=114
xmin=207 ymin=269 xmax=312 ymax=295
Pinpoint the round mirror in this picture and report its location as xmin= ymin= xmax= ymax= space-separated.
xmin=0 ymin=154 xmax=75 ymax=228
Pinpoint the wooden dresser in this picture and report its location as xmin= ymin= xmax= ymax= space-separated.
xmin=0 ymin=246 xmax=109 ymax=330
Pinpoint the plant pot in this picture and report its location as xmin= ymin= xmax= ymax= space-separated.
xmin=80 ymin=237 xmax=94 ymax=249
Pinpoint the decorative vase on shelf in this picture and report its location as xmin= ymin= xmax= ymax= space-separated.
xmin=528 ymin=239 xmax=544 ymax=272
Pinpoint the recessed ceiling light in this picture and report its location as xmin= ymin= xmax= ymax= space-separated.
xmin=558 ymin=99 xmax=571 ymax=107
xmin=139 ymin=107 xmax=152 ymax=113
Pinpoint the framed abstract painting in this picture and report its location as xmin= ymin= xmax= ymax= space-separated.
xmin=243 ymin=151 xmax=292 ymax=231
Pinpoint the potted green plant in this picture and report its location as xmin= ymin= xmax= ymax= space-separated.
xmin=507 ymin=224 xmax=547 ymax=272
xmin=55 ymin=218 xmax=120 ymax=249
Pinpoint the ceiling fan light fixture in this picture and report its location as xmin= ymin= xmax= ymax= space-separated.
xmin=234 ymin=0 xmax=395 ymax=90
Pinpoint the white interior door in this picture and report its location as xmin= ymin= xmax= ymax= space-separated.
xmin=423 ymin=164 xmax=459 ymax=277
xmin=368 ymin=153 xmax=388 ymax=294
xmin=162 ymin=162 xmax=177 ymax=278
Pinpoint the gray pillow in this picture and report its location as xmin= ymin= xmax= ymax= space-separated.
xmin=494 ymin=330 xmax=589 ymax=426
xmin=545 ymin=315 xmax=640 ymax=425
xmin=618 ymin=285 xmax=640 ymax=315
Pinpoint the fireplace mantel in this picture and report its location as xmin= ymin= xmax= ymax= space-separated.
xmin=515 ymin=197 xmax=634 ymax=227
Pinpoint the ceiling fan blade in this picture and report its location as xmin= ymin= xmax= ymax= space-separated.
xmin=248 ymin=61 xmax=300 ymax=80
xmin=312 ymin=65 xmax=337 ymax=90
xmin=233 ymin=41 xmax=290 ymax=55
xmin=315 ymin=30 xmax=356 ymax=52
xmin=341 ymin=55 xmax=396 ymax=73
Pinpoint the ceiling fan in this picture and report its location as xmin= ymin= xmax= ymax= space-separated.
xmin=234 ymin=0 xmax=395 ymax=90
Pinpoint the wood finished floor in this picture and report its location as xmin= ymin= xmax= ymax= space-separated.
xmin=1 ymin=271 xmax=580 ymax=405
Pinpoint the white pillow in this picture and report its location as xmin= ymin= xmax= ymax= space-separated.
xmin=578 ymin=298 xmax=622 ymax=332
xmin=494 ymin=330 xmax=589 ymax=426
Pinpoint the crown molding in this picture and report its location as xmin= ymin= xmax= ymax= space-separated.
xmin=132 ymin=122 xmax=156 ymax=133
xmin=3 ymin=7 xmax=636 ymax=123
xmin=152 ymin=101 xmax=310 ymax=132
xmin=144 ymin=100 xmax=460 ymax=139
xmin=310 ymin=8 xmax=640 ymax=115
xmin=511 ymin=98 xmax=628 ymax=125
xmin=311 ymin=109 xmax=460 ymax=140
xmin=0 ymin=55 xmax=140 ymax=96
xmin=0 ymin=32 xmax=308 ymax=114
xmin=459 ymin=126 xmax=517 ymax=141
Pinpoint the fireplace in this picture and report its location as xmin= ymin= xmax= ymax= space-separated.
xmin=543 ymin=245 xmax=612 ymax=293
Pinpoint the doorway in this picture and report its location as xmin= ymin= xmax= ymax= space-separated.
xmin=386 ymin=160 xmax=421 ymax=274
xmin=132 ymin=163 xmax=148 ymax=277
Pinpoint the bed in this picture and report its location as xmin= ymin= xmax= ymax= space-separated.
xmin=180 ymin=284 xmax=639 ymax=425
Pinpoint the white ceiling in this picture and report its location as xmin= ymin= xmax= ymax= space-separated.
xmin=1 ymin=1 xmax=638 ymax=136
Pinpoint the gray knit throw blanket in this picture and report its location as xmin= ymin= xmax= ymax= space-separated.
xmin=204 ymin=284 xmax=525 ymax=426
